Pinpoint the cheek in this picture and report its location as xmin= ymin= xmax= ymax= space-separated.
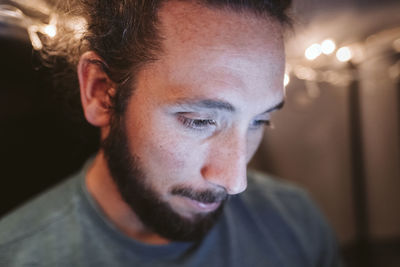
xmin=136 ymin=126 xmax=204 ymax=186
xmin=125 ymin=107 xmax=185 ymax=171
xmin=148 ymin=137 xmax=186 ymax=171
xmin=125 ymin=100 xmax=205 ymax=186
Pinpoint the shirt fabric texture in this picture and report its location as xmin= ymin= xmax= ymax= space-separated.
xmin=0 ymin=163 xmax=341 ymax=267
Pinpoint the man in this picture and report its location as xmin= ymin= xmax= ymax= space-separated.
xmin=0 ymin=0 xmax=341 ymax=266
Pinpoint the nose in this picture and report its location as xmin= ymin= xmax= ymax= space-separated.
xmin=200 ymin=132 xmax=248 ymax=195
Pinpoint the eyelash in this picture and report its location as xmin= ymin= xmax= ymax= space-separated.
xmin=251 ymin=120 xmax=271 ymax=128
xmin=179 ymin=116 xmax=217 ymax=131
xmin=177 ymin=115 xmax=270 ymax=131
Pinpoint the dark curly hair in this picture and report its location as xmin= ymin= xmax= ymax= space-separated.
xmin=42 ymin=0 xmax=292 ymax=127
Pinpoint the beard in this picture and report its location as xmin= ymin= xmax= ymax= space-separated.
xmin=102 ymin=115 xmax=227 ymax=242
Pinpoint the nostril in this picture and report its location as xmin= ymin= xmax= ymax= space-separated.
xmin=200 ymin=165 xmax=210 ymax=178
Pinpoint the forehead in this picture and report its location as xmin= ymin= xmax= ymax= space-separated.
xmin=158 ymin=1 xmax=284 ymax=55
xmin=135 ymin=1 xmax=285 ymax=111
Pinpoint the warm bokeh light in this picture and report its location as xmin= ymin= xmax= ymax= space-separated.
xmin=293 ymin=65 xmax=316 ymax=81
xmin=44 ymin=24 xmax=57 ymax=37
xmin=321 ymin=39 xmax=336 ymax=55
xmin=336 ymin=46 xmax=352 ymax=62
xmin=284 ymin=73 xmax=290 ymax=87
xmin=28 ymin=26 xmax=43 ymax=50
xmin=66 ymin=16 xmax=88 ymax=39
xmin=305 ymin=43 xmax=322 ymax=61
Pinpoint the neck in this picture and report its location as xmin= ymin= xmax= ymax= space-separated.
xmin=85 ymin=151 xmax=170 ymax=245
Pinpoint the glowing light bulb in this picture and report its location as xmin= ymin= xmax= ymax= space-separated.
xmin=321 ymin=39 xmax=336 ymax=55
xmin=336 ymin=47 xmax=352 ymax=62
xmin=305 ymin=43 xmax=322 ymax=61
xmin=284 ymin=73 xmax=290 ymax=87
xmin=44 ymin=24 xmax=57 ymax=37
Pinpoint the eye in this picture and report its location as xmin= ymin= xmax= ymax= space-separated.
xmin=249 ymin=119 xmax=271 ymax=130
xmin=178 ymin=115 xmax=217 ymax=131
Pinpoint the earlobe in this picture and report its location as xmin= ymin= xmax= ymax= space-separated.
xmin=78 ymin=51 xmax=115 ymax=127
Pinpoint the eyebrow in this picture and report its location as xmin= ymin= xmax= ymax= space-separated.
xmin=175 ymin=99 xmax=236 ymax=112
xmin=174 ymin=98 xmax=284 ymax=114
xmin=263 ymin=100 xmax=285 ymax=114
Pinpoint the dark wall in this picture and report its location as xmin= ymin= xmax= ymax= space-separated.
xmin=0 ymin=24 xmax=98 ymax=217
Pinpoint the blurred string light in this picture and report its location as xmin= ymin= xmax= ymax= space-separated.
xmin=0 ymin=3 xmax=84 ymax=52
xmin=304 ymin=39 xmax=337 ymax=61
xmin=290 ymin=38 xmax=359 ymax=88
xmin=11 ymin=0 xmax=50 ymax=16
xmin=0 ymin=4 xmax=24 ymax=20
xmin=321 ymin=39 xmax=336 ymax=55
xmin=0 ymin=4 xmax=59 ymax=50
xmin=43 ymin=24 xmax=56 ymax=37
xmin=4 ymin=3 xmax=87 ymax=50
xmin=305 ymin=43 xmax=322 ymax=60
xmin=29 ymin=17 xmax=58 ymax=50
xmin=336 ymin=46 xmax=352 ymax=62
xmin=285 ymin=28 xmax=400 ymax=94
xmin=28 ymin=25 xmax=43 ymax=50
xmin=43 ymin=16 xmax=57 ymax=38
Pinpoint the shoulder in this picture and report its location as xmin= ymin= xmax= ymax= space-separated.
xmin=0 ymin=172 xmax=82 ymax=246
xmin=244 ymin=170 xmax=313 ymax=211
xmin=231 ymin=170 xmax=342 ymax=266
xmin=242 ymin=170 xmax=328 ymax=231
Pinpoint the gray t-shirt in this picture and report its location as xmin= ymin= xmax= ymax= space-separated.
xmin=0 ymin=164 xmax=341 ymax=266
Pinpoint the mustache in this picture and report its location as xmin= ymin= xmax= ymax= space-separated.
xmin=171 ymin=187 xmax=228 ymax=203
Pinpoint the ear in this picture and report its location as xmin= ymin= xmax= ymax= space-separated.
xmin=78 ymin=51 xmax=116 ymax=127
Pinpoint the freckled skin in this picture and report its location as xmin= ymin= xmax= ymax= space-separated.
xmin=85 ymin=1 xmax=285 ymax=244
xmin=124 ymin=2 xmax=284 ymax=207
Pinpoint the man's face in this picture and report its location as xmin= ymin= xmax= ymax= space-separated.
xmin=103 ymin=1 xmax=285 ymax=241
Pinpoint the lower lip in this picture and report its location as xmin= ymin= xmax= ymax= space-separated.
xmin=183 ymin=198 xmax=221 ymax=213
